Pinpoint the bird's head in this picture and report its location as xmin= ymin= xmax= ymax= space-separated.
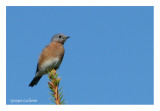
xmin=51 ymin=33 xmax=70 ymax=44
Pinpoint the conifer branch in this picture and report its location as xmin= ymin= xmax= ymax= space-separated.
xmin=48 ymin=69 xmax=65 ymax=105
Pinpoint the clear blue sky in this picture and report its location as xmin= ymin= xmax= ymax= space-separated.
xmin=6 ymin=6 xmax=153 ymax=105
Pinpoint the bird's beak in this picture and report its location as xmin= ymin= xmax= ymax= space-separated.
xmin=66 ymin=36 xmax=70 ymax=39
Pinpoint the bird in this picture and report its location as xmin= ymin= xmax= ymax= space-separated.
xmin=29 ymin=33 xmax=70 ymax=87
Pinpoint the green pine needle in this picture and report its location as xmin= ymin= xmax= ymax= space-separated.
xmin=58 ymin=87 xmax=62 ymax=92
xmin=60 ymin=99 xmax=65 ymax=104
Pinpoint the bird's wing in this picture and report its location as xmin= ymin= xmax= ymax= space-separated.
xmin=35 ymin=64 xmax=39 ymax=74
xmin=36 ymin=45 xmax=49 ymax=74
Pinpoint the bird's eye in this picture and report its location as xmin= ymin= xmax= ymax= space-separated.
xmin=59 ymin=35 xmax=62 ymax=38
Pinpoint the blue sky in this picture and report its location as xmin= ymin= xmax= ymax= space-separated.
xmin=6 ymin=6 xmax=153 ymax=105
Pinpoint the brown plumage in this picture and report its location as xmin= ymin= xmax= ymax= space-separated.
xmin=38 ymin=42 xmax=64 ymax=69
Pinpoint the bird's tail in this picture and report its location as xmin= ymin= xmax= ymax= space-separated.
xmin=29 ymin=76 xmax=42 ymax=87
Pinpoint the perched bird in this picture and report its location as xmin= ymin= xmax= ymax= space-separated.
xmin=29 ymin=33 xmax=70 ymax=87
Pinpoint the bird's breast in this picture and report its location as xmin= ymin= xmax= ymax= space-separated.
xmin=40 ymin=57 xmax=61 ymax=73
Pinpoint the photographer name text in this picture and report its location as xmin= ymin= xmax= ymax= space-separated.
xmin=10 ymin=98 xmax=38 ymax=103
